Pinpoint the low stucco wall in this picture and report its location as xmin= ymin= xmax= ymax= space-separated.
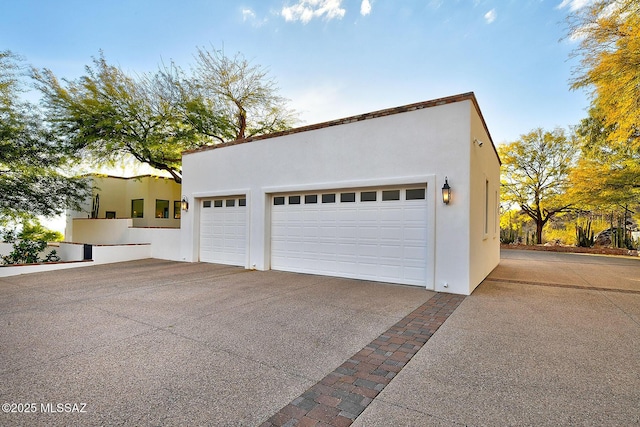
xmin=71 ymin=218 xmax=134 ymax=245
xmin=0 ymin=243 xmax=153 ymax=278
xmin=128 ymin=228 xmax=182 ymax=261
xmin=70 ymin=219 xmax=181 ymax=261
xmin=0 ymin=260 xmax=95 ymax=278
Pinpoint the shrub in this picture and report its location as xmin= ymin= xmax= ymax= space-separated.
xmin=1 ymin=229 xmax=60 ymax=265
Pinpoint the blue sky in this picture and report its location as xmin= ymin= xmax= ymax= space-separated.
xmin=2 ymin=0 xmax=591 ymax=145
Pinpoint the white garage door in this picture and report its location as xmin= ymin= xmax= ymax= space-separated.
xmin=271 ymin=186 xmax=428 ymax=286
xmin=199 ymin=196 xmax=247 ymax=266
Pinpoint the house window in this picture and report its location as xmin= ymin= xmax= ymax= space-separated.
xmin=131 ymin=199 xmax=144 ymax=218
xmin=156 ymin=199 xmax=170 ymax=218
xmin=106 ymin=211 xmax=116 ymax=219
xmin=484 ymin=180 xmax=489 ymax=237
xmin=305 ymin=195 xmax=318 ymax=204
xmin=173 ymin=201 xmax=181 ymax=219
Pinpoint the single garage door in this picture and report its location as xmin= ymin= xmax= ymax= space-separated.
xmin=199 ymin=196 xmax=247 ymax=266
xmin=271 ymin=186 xmax=428 ymax=286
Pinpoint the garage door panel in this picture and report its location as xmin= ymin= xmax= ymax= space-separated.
xmin=271 ymin=186 xmax=428 ymax=286
xmin=199 ymin=197 xmax=246 ymax=267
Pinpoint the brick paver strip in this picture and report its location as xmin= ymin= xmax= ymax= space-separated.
xmin=260 ymin=292 xmax=466 ymax=427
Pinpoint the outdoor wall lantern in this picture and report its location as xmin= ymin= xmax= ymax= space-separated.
xmin=442 ymin=177 xmax=451 ymax=205
xmin=181 ymin=196 xmax=189 ymax=211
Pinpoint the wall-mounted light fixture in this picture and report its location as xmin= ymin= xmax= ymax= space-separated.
xmin=473 ymin=138 xmax=484 ymax=147
xmin=181 ymin=196 xmax=189 ymax=211
xmin=442 ymin=177 xmax=451 ymax=204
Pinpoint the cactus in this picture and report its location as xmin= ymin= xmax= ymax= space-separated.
xmin=500 ymin=226 xmax=519 ymax=244
xmin=91 ymin=194 xmax=100 ymax=219
xmin=575 ymin=220 xmax=594 ymax=247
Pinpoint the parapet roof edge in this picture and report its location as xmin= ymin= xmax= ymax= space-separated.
xmin=183 ymin=92 xmax=500 ymax=164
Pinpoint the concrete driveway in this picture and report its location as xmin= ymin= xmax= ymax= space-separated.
xmin=1 ymin=250 xmax=639 ymax=426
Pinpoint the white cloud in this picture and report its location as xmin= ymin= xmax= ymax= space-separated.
xmin=484 ymin=8 xmax=497 ymax=24
xmin=556 ymin=0 xmax=592 ymax=11
xmin=281 ymin=0 xmax=346 ymax=23
xmin=242 ymin=8 xmax=256 ymax=21
xmin=241 ymin=7 xmax=268 ymax=27
xmin=360 ymin=0 xmax=372 ymax=16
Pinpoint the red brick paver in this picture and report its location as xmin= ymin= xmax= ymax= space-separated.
xmin=260 ymin=292 xmax=465 ymax=427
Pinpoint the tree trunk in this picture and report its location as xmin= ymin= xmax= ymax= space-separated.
xmin=536 ymin=220 xmax=543 ymax=245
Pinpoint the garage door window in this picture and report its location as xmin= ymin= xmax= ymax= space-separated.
xmin=214 ymin=200 xmax=223 ymax=207
xmin=322 ymin=193 xmax=336 ymax=203
xmin=361 ymin=191 xmax=377 ymax=202
xmin=382 ymin=190 xmax=400 ymax=201
xmin=289 ymin=195 xmax=301 ymax=204
xmin=226 ymin=199 xmax=235 ymax=207
xmin=340 ymin=192 xmax=356 ymax=202
xmin=406 ymin=188 xmax=426 ymax=200
xmin=305 ymin=195 xmax=318 ymax=204
xmin=274 ymin=196 xmax=285 ymax=205
xmin=203 ymin=200 xmax=212 ymax=208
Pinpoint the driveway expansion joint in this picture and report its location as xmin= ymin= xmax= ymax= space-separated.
xmin=486 ymin=277 xmax=640 ymax=294
xmin=260 ymin=292 xmax=466 ymax=427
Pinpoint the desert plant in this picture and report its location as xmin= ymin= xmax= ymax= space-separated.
xmin=500 ymin=226 xmax=519 ymax=244
xmin=1 ymin=228 xmax=60 ymax=265
xmin=575 ymin=219 xmax=594 ymax=247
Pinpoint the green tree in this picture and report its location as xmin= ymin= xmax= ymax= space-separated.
xmin=186 ymin=47 xmax=297 ymax=141
xmin=1 ymin=50 xmax=89 ymax=220
xmin=32 ymin=53 xmax=200 ymax=183
xmin=567 ymin=0 xmax=640 ymax=147
xmin=33 ymin=49 xmax=297 ymax=182
xmin=499 ymin=128 xmax=576 ymax=244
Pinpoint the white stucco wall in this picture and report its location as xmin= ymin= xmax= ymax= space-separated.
xmin=468 ymin=103 xmax=501 ymax=293
xmin=180 ymin=97 xmax=499 ymax=295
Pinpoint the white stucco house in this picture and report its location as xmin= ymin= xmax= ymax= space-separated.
xmin=179 ymin=92 xmax=501 ymax=295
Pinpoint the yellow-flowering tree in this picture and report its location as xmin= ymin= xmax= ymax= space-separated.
xmin=568 ymin=0 xmax=640 ymax=147
xmin=500 ymin=128 xmax=576 ymax=244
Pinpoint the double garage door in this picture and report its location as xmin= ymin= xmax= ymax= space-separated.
xmin=199 ymin=185 xmax=428 ymax=286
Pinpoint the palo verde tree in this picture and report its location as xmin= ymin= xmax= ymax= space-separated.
xmin=568 ymin=108 xmax=640 ymax=210
xmin=186 ymin=47 xmax=297 ymax=141
xmin=499 ymin=128 xmax=576 ymax=244
xmin=567 ymin=0 xmax=640 ymax=148
xmin=0 ymin=50 xmax=89 ymax=220
xmin=32 ymin=53 xmax=201 ymax=183
xmin=32 ymin=48 xmax=297 ymax=182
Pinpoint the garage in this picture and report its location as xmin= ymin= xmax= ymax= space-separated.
xmin=182 ymin=93 xmax=502 ymax=295
xmin=199 ymin=196 xmax=247 ymax=266
xmin=271 ymin=186 xmax=428 ymax=286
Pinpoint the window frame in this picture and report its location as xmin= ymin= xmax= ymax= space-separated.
xmin=173 ymin=201 xmax=181 ymax=219
xmin=131 ymin=199 xmax=144 ymax=218
xmin=155 ymin=199 xmax=170 ymax=219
